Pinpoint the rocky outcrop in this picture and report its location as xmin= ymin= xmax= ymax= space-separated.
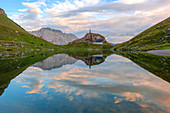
xmin=69 ymin=32 xmax=108 ymax=44
xmin=30 ymin=28 xmax=78 ymax=45
xmin=33 ymin=54 xmax=77 ymax=70
xmin=0 ymin=8 xmax=7 ymax=16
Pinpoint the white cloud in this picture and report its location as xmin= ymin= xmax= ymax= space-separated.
xmin=45 ymin=0 xmax=100 ymax=16
xmin=45 ymin=1 xmax=76 ymax=16
xmin=18 ymin=1 xmax=46 ymax=20
xmin=120 ymin=0 xmax=146 ymax=4
xmin=74 ymin=0 xmax=100 ymax=7
xmin=10 ymin=0 xmax=170 ymax=43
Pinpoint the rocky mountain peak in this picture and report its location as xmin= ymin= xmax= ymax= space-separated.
xmin=40 ymin=27 xmax=62 ymax=33
xmin=30 ymin=28 xmax=78 ymax=45
xmin=0 ymin=8 xmax=7 ymax=16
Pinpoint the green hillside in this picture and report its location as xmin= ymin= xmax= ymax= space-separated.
xmin=114 ymin=17 xmax=170 ymax=51
xmin=0 ymin=14 xmax=56 ymax=51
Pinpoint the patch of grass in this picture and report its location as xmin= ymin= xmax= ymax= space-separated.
xmin=61 ymin=42 xmax=113 ymax=50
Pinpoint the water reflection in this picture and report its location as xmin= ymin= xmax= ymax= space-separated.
xmin=33 ymin=54 xmax=77 ymax=70
xmin=0 ymin=51 xmax=55 ymax=99
xmin=0 ymin=52 xmax=170 ymax=113
xmin=32 ymin=53 xmax=109 ymax=70
xmin=69 ymin=54 xmax=107 ymax=69
xmin=116 ymin=51 xmax=170 ymax=82
xmin=0 ymin=54 xmax=170 ymax=113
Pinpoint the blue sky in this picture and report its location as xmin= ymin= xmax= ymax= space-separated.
xmin=0 ymin=0 xmax=169 ymax=43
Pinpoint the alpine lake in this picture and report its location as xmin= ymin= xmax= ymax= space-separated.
xmin=0 ymin=50 xmax=169 ymax=113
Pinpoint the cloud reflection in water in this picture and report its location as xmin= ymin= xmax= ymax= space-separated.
xmin=14 ymin=54 xmax=170 ymax=113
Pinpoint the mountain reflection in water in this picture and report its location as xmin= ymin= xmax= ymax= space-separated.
xmin=33 ymin=54 xmax=77 ymax=70
xmin=0 ymin=53 xmax=169 ymax=113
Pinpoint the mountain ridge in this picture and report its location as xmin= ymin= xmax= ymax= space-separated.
xmin=30 ymin=28 xmax=78 ymax=45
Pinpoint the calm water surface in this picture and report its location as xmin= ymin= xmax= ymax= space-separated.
xmin=0 ymin=54 xmax=169 ymax=113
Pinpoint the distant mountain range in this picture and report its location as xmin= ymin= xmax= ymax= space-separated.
xmin=30 ymin=28 xmax=78 ymax=45
xmin=33 ymin=54 xmax=77 ymax=70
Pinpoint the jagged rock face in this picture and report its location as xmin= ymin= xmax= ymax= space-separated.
xmin=32 ymin=54 xmax=77 ymax=70
xmin=30 ymin=28 xmax=78 ymax=45
xmin=0 ymin=8 xmax=7 ymax=16
xmin=69 ymin=33 xmax=107 ymax=44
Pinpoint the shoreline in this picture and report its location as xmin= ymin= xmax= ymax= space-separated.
xmin=147 ymin=49 xmax=170 ymax=56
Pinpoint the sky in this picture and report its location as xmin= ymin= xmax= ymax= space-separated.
xmin=0 ymin=0 xmax=170 ymax=43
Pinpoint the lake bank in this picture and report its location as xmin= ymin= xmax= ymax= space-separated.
xmin=147 ymin=49 xmax=170 ymax=56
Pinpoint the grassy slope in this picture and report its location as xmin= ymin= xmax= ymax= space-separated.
xmin=0 ymin=14 xmax=56 ymax=51
xmin=114 ymin=17 xmax=170 ymax=51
